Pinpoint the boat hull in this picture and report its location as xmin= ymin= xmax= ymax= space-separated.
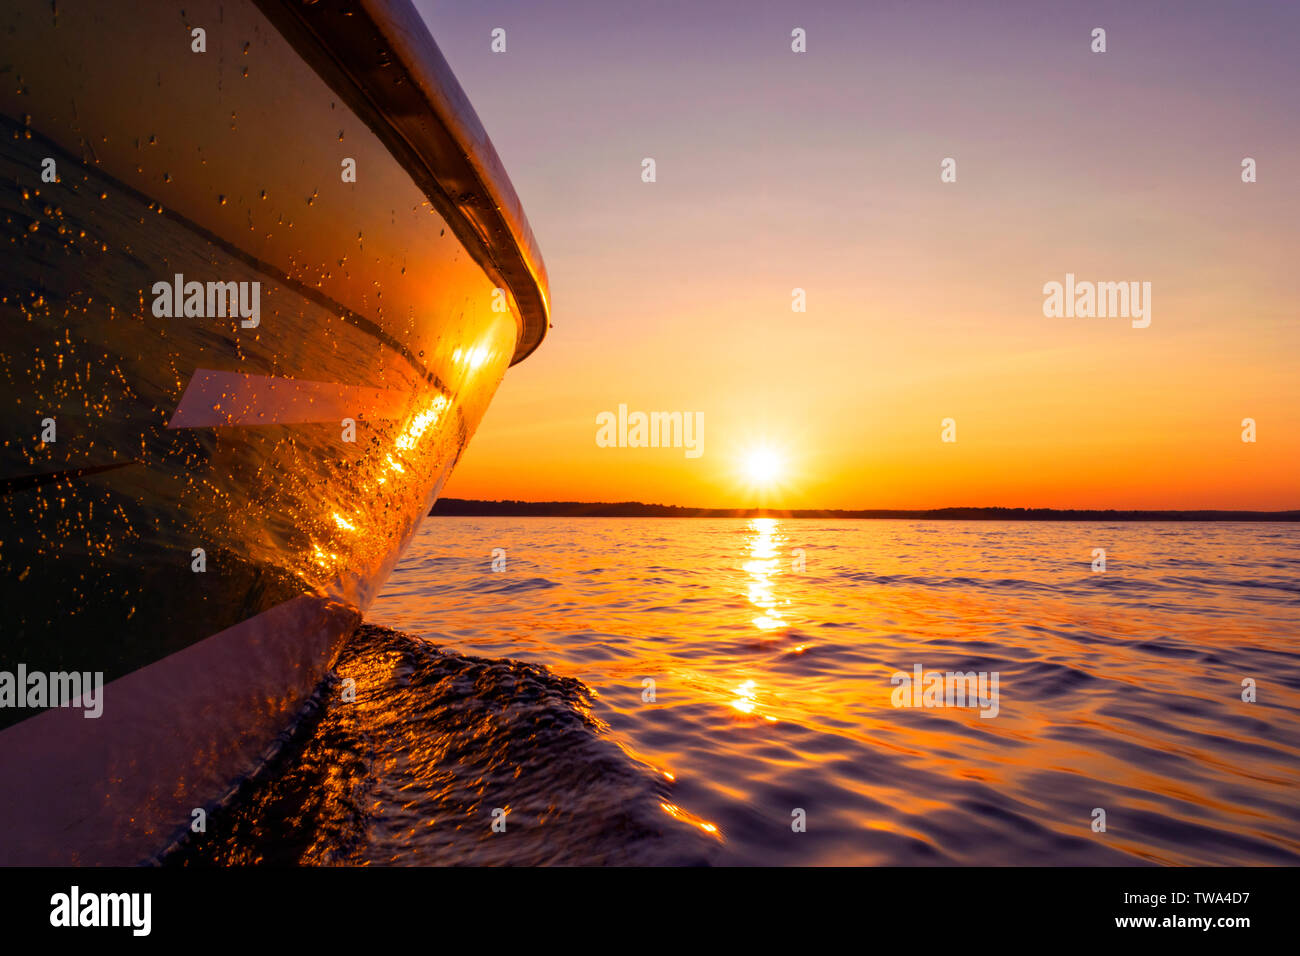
xmin=0 ymin=0 xmax=544 ymax=864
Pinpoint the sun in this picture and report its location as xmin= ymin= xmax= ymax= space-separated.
xmin=742 ymin=446 xmax=784 ymax=487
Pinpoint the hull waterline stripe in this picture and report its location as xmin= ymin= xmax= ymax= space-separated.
xmin=167 ymin=370 xmax=412 ymax=429
xmin=0 ymin=593 xmax=355 ymax=865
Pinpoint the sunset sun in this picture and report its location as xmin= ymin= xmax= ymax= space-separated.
xmin=742 ymin=446 xmax=784 ymax=487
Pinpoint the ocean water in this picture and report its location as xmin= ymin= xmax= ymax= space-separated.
xmin=173 ymin=518 xmax=1300 ymax=866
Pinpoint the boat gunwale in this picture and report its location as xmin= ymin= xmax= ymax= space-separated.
xmin=254 ymin=0 xmax=550 ymax=366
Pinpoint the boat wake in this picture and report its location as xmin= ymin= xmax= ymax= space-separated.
xmin=165 ymin=625 xmax=716 ymax=866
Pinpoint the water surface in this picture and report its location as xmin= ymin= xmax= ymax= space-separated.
xmin=178 ymin=518 xmax=1300 ymax=866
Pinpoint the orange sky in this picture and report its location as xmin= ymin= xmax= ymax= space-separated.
xmin=422 ymin=0 xmax=1299 ymax=510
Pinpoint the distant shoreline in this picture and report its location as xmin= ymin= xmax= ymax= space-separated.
xmin=431 ymin=499 xmax=1300 ymax=522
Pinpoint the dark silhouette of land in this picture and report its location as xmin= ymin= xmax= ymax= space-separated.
xmin=431 ymin=499 xmax=1300 ymax=521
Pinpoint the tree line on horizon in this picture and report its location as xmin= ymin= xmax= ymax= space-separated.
xmin=430 ymin=498 xmax=1300 ymax=521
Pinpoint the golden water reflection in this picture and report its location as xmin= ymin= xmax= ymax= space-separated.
xmin=726 ymin=518 xmax=795 ymax=724
xmin=743 ymin=517 xmax=789 ymax=633
xmin=363 ymin=518 xmax=1300 ymax=866
xmin=730 ymin=678 xmax=758 ymax=714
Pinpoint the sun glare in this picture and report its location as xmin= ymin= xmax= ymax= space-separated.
xmin=743 ymin=446 xmax=783 ymax=486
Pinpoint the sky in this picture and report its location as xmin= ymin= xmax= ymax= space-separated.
xmin=416 ymin=0 xmax=1299 ymax=510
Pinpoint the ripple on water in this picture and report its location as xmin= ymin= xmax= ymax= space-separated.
xmin=167 ymin=625 xmax=719 ymax=866
xmin=185 ymin=519 xmax=1300 ymax=866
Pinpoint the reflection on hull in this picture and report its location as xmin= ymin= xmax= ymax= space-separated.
xmin=0 ymin=0 xmax=547 ymax=864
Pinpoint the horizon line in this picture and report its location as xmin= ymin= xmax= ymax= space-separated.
xmin=431 ymin=498 xmax=1300 ymax=521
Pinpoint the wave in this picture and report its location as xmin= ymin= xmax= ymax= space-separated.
xmin=165 ymin=625 xmax=717 ymax=866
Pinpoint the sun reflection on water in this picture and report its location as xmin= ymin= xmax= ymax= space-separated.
xmin=743 ymin=517 xmax=789 ymax=632
xmin=730 ymin=678 xmax=758 ymax=714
